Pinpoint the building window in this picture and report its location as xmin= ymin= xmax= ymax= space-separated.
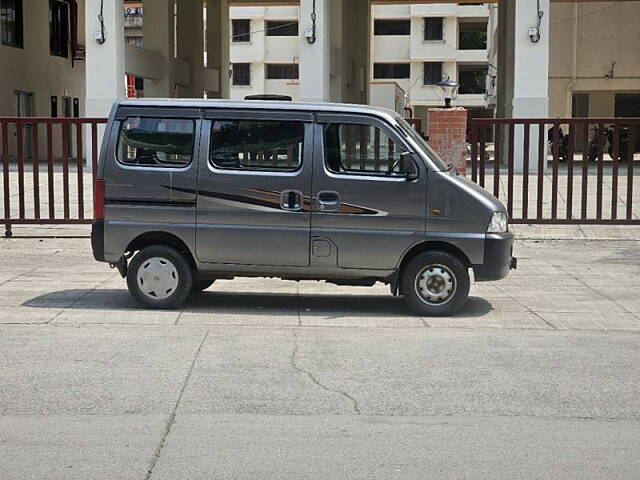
xmin=50 ymin=96 xmax=58 ymax=117
xmin=0 ymin=0 xmax=23 ymax=48
xmin=423 ymin=62 xmax=443 ymax=85
xmin=232 ymin=19 xmax=250 ymax=42
xmin=458 ymin=21 xmax=487 ymax=50
xmin=265 ymin=20 xmax=298 ymax=36
xmin=373 ymin=63 xmax=410 ymax=80
xmin=209 ymin=120 xmax=304 ymax=172
xmin=50 ymin=0 xmax=69 ymax=57
xmin=424 ymin=17 xmax=443 ymax=41
xmin=373 ymin=19 xmax=410 ymax=36
xmin=458 ymin=64 xmax=488 ymax=94
xmin=232 ymin=63 xmax=251 ymax=86
xmin=117 ymin=117 xmax=195 ymax=168
xmin=266 ymin=63 xmax=299 ymax=80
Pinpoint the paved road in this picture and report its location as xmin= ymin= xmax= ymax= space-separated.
xmin=1 ymin=237 xmax=640 ymax=479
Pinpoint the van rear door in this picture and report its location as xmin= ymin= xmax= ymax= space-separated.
xmin=195 ymin=110 xmax=313 ymax=266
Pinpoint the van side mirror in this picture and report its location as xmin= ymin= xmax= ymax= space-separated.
xmin=391 ymin=151 xmax=418 ymax=179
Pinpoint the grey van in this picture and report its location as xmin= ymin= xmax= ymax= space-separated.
xmin=91 ymin=99 xmax=516 ymax=316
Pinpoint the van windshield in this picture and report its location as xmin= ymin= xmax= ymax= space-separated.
xmin=395 ymin=117 xmax=449 ymax=171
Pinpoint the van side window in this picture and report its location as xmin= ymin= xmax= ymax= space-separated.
xmin=117 ymin=117 xmax=194 ymax=167
xmin=210 ymin=120 xmax=304 ymax=172
xmin=323 ymin=123 xmax=416 ymax=177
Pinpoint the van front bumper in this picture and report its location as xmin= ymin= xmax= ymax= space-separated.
xmin=473 ymin=232 xmax=516 ymax=281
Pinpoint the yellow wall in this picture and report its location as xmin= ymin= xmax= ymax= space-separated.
xmin=0 ymin=1 xmax=85 ymax=118
xmin=548 ymin=1 xmax=640 ymax=117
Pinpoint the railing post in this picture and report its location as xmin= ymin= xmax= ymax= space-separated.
xmin=1 ymin=122 xmax=10 ymax=236
xmin=470 ymin=122 xmax=478 ymax=183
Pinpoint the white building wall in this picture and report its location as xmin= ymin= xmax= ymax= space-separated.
xmin=371 ymin=2 xmax=491 ymax=127
xmin=229 ymin=6 xmax=300 ymax=101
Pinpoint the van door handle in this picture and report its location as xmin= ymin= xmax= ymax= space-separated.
xmin=280 ymin=190 xmax=303 ymax=211
xmin=317 ymin=191 xmax=340 ymax=211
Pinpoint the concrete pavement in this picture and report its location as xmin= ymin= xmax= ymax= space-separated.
xmin=1 ymin=236 xmax=640 ymax=478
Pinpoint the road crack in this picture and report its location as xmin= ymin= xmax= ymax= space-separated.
xmin=495 ymin=284 xmax=558 ymax=330
xmin=290 ymin=329 xmax=361 ymax=415
xmin=144 ymin=329 xmax=210 ymax=480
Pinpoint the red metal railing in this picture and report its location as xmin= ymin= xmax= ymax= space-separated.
xmin=1 ymin=117 xmax=107 ymax=236
xmin=468 ymin=118 xmax=639 ymax=224
xmin=2 ymin=116 xmax=638 ymax=234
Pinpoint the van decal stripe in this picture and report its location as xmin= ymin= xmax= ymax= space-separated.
xmin=164 ymin=185 xmax=381 ymax=215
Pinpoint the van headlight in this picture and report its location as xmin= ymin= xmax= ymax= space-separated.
xmin=487 ymin=211 xmax=508 ymax=233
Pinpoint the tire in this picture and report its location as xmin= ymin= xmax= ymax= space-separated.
xmin=126 ymin=245 xmax=193 ymax=309
xmin=190 ymin=279 xmax=215 ymax=293
xmin=401 ymin=251 xmax=470 ymax=316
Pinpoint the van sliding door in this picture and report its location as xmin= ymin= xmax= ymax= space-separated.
xmin=195 ymin=110 xmax=313 ymax=267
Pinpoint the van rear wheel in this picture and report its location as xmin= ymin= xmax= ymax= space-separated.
xmin=401 ymin=251 xmax=470 ymax=316
xmin=126 ymin=245 xmax=192 ymax=309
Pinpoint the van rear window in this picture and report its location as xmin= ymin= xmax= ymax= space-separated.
xmin=209 ymin=120 xmax=304 ymax=172
xmin=117 ymin=117 xmax=195 ymax=168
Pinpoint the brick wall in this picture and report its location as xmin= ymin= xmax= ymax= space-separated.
xmin=427 ymin=107 xmax=468 ymax=176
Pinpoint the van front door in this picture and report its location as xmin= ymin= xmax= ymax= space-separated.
xmin=311 ymin=115 xmax=427 ymax=270
xmin=196 ymin=111 xmax=313 ymax=266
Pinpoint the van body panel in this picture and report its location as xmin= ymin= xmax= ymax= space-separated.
xmin=311 ymin=116 xmax=428 ymax=270
xmin=425 ymin=171 xmax=506 ymax=265
xmin=194 ymin=114 xmax=314 ymax=267
xmin=103 ymin=114 xmax=201 ymax=207
xmin=99 ymin=108 xmax=201 ymax=262
xmin=103 ymin=221 xmax=196 ymax=264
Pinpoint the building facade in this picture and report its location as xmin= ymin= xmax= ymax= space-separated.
xmin=0 ymin=0 xmax=86 ymax=118
xmin=229 ymin=6 xmax=301 ymax=100
xmin=228 ymin=3 xmax=492 ymax=128
xmin=487 ymin=1 xmax=640 ymax=119
xmin=371 ymin=3 xmax=492 ymax=126
xmin=1 ymin=0 xmax=639 ymax=126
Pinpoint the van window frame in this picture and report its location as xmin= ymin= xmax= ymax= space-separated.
xmin=202 ymin=109 xmax=313 ymax=177
xmin=112 ymin=107 xmax=202 ymax=171
xmin=316 ymin=113 xmax=421 ymax=182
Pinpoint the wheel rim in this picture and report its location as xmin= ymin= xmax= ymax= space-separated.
xmin=137 ymin=256 xmax=179 ymax=300
xmin=414 ymin=264 xmax=457 ymax=306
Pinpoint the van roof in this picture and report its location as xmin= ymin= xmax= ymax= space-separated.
xmin=117 ymin=98 xmax=401 ymax=123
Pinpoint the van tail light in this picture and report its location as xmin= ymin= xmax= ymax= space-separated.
xmin=93 ymin=179 xmax=105 ymax=220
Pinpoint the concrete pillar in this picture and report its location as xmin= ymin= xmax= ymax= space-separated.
xmin=206 ymin=0 xmax=230 ymax=99
xmin=85 ymin=0 xmax=125 ymax=117
xmin=85 ymin=0 xmax=125 ymax=171
xmin=143 ymin=0 xmax=175 ymax=97
xmin=497 ymin=0 xmax=550 ymax=172
xmin=427 ymin=108 xmax=468 ymax=176
xmin=176 ymin=0 xmax=204 ymax=97
xmin=299 ymin=0 xmax=368 ymax=104
xmin=299 ymin=0 xmax=331 ymax=102
xmin=339 ymin=0 xmax=369 ymax=104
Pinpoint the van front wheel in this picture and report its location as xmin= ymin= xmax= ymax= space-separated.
xmin=401 ymin=251 xmax=470 ymax=316
xmin=126 ymin=245 xmax=193 ymax=309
